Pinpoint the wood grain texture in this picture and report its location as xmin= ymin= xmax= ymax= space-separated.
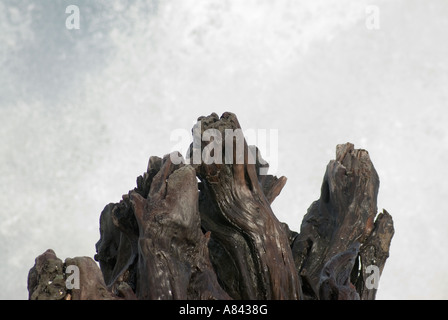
xmin=27 ymin=113 xmax=394 ymax=300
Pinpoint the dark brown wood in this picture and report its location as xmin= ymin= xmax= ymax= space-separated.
xmin=130 ymin=153 xmax=230 ymax=299
xmin=27 ymin=112 xmax=394 ymax=300
xmin=27 ymin=249 xmax=126 ymax=300
xmin=291 ymin=142 xmax=394 ymax=299
xmin=355 ymin=209 xmax=394 ymax=299
xmin=192 ymin=112 xmax=302 ymax=300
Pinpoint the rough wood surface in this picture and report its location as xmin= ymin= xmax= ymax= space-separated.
xmin=27 ymin=112 xmax=394 ymax=300
xmin=291 ymin=142 xmax=394 ymax=299
xmin=193 ymin=112 xmax=301 ymax=300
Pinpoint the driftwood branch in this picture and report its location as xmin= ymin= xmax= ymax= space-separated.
xmin=27 ymin=112 xmax=394 ymax=300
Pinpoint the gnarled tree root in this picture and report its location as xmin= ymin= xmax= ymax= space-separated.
xmin=28 ymin=112 xmax=394 ymax=300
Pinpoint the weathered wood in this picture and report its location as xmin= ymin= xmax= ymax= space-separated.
xmin=27 ymin=112 xmax=394 ymax=300
xmin=130 ymin=153 xmax=230 ymax=299
xmin=355 ymin=209 xmax=394 ymax=299
xmin=27 ymin=249 xmax=126 ymax=300
xmin=318 ymin=243 xmax=360 ymax=300
xmin=291 ymin=142 xmax=394 ymax=299
xmin=28 ymin=249 xmax=67 ymax=300
xmin=192 ymin=112 xmax=302 ymax=300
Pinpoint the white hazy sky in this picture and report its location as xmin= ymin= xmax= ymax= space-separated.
xmin=1 ymin=0 xmax=447 ymax=300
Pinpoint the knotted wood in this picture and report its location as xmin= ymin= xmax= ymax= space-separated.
xmin=27 ymin=112 xmax=394 ymax=300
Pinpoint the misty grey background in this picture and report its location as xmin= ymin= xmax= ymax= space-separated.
xmin=1 ymin=0 xmax=447 ymax=299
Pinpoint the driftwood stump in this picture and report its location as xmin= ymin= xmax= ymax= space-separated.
xmin=27 ymin=112 xmax=394 ymax=300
